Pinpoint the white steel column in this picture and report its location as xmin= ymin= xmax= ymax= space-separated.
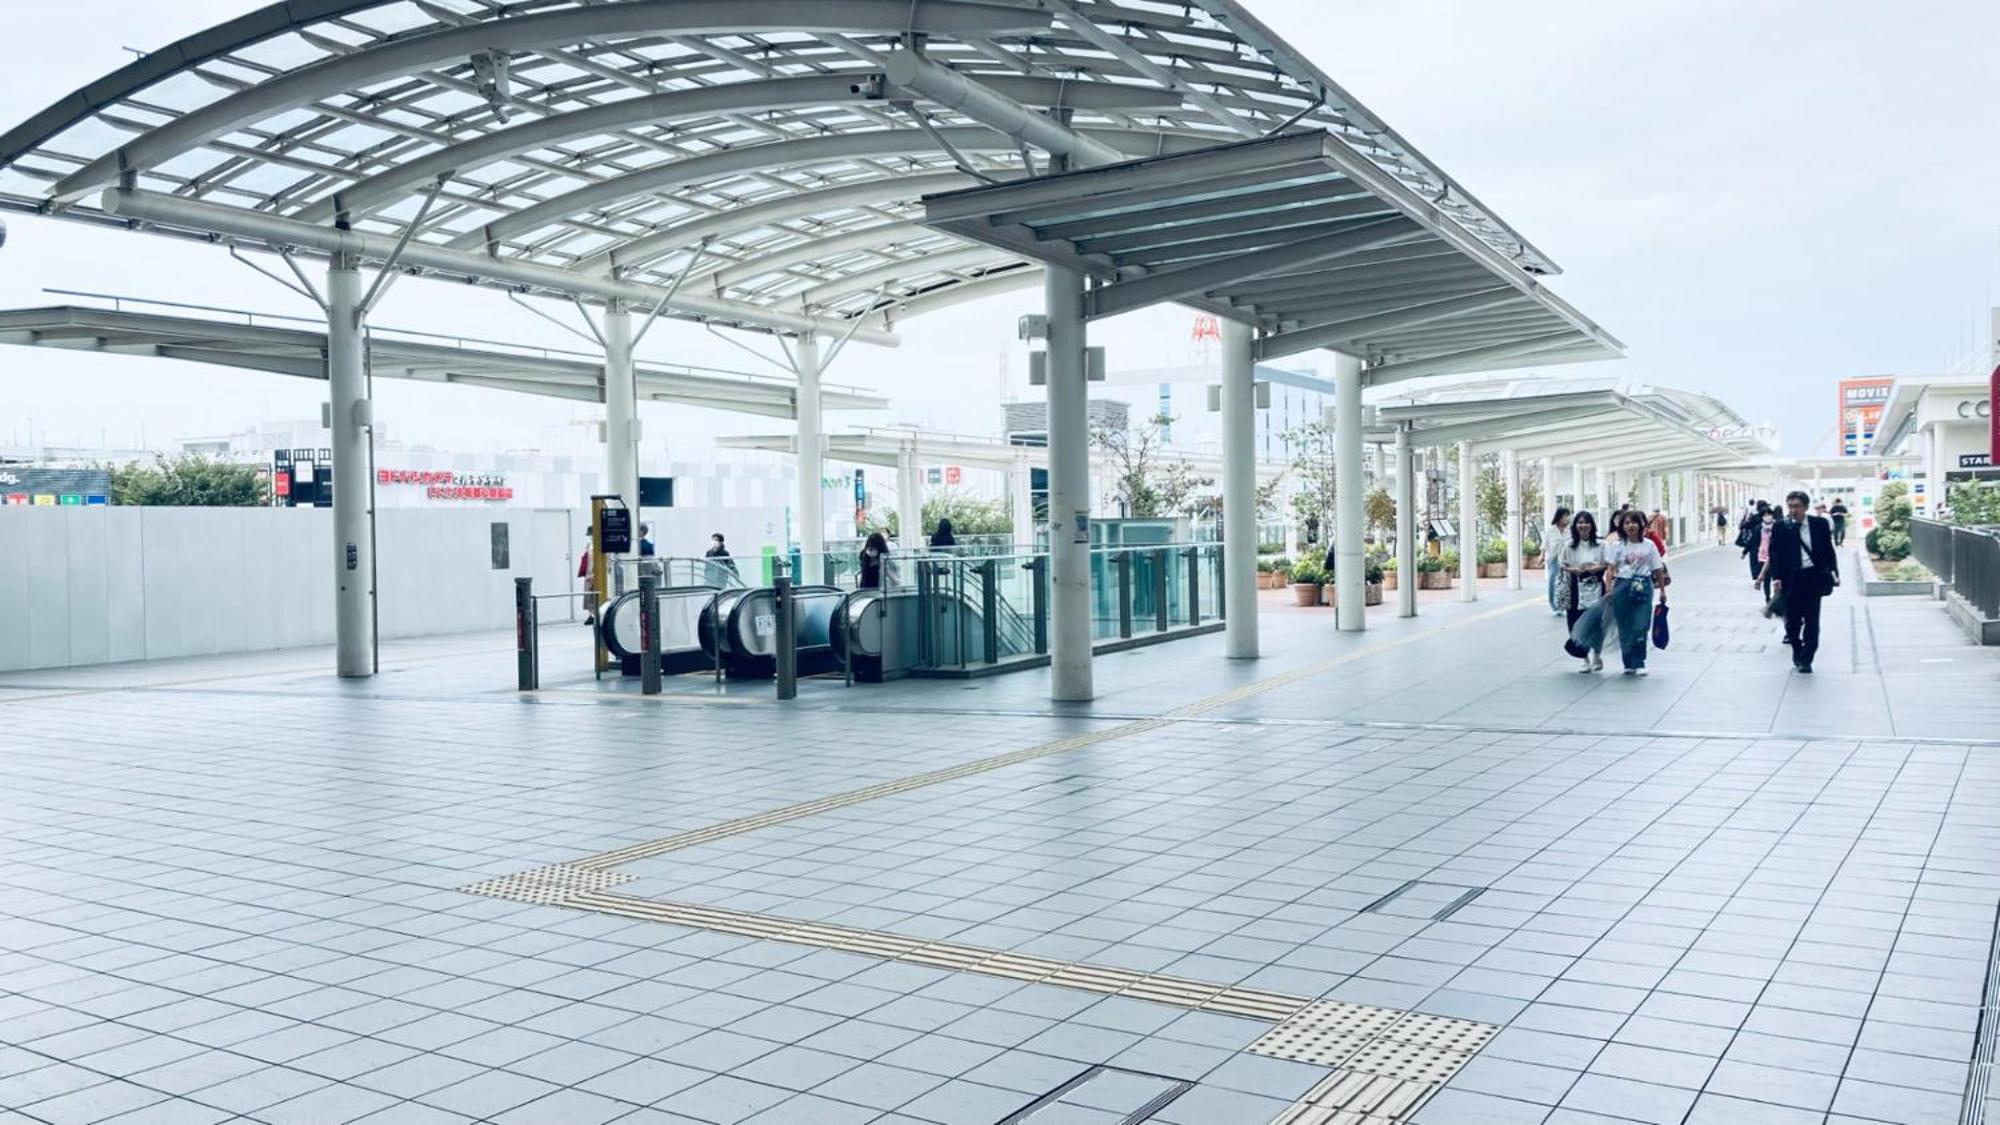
xmin=327 ymin=258 xmax=374 ymax=678
xmin=1333 ymin=352 xmax=1366 ymax=632
xmin=1542 ymin=458 xmax=1557 ymax=522
xmin=603 ymin=302 xmax=639 ymax=523
xmin=1571 ymin=462 xmax=1585 ymax=511
xmin=1220 ymin=317 xmax=1260 ymax=657
xmin=896 ymin=441 xmax=923 ymax=552
xmin=1045 ymin=263 xmax=1093 ymax=701
xmin=1396 ymin=424 xmax=1417 ymax=618
xmin=1503 ymin=449 xmax=1523 ymax=590
xmin=1010 ymin=453 xmax=1035 ymax=548
xmin=1457 ymin=440 xmax=1477 ymax=602
xmin=794 ymin=332 xmax=824 ymax=556
xmin=1594 ymin=466 xmax=1611 ymax=517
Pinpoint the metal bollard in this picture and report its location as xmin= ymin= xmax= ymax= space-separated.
xmin=514 ymin=577 xmax=538 ymax=691
xmin=638 ymin=572 xmax=661 ymax=695
xmin=773 ymin=561 xmax=797 ymax=701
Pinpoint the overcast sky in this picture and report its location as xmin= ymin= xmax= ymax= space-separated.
xmin=2 ymin=0 xmax=1997 ymax=457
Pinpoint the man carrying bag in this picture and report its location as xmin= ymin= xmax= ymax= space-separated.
xmin=1761 ymin=490 xmax=1839 ymax=674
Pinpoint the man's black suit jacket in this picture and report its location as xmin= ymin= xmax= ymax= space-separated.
xmin=1769 ymin=515 xmax=1838 ymax=592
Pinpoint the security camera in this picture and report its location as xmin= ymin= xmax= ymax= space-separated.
xmin=849 ymin=75 xmax=884 ymax=99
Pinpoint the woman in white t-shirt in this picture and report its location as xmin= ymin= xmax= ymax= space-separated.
xmin=1606 ymin=510 xmax=1667 ymax=675
xmin=1555 ymin=511 xmax=1609 ymax=672
xmin=1545 ymin=507 xmax=1572 ymax=615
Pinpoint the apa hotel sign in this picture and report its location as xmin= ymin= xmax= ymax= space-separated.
xmin=377 ymin=468 xmax=513 ymax=501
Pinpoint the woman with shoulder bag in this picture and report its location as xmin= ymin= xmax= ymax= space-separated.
xmin=1607 ymin=510 xmax=1667 ymax=676
xmin=1556 ymin=511 xmax=1609 ymax=673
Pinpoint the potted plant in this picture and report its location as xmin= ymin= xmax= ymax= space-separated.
xmin=1287 ymin=559 xmax=1326 ymax=606
xmin=1524 ymin=536 xmax=1545 ymax=570
xmin=1478 ymin=540 xmax=1508 ymax=578
xmin=1258 ymin=557 xmax=1292 ymax=590
xmin=1380 ymin=555 xmax=1397 ymax=591
xmin=1416 ymin=554 xmax=1448 ymax=590
xmin=1364 ymin=559 xmax=1385 ymax=606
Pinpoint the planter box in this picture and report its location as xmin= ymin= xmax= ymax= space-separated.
xmin=1291 ymin=583 xmax=1323 ymax=607
xmin=1381 ymin=572 xmax=1397 ymax=590
xmin=1524 ymin=555 xmax=1545 ymax=571
xmin=1256 ymin=572 xmax=1281 ymax=590
xmin=1364 ymin=582 xmax=1383 ymax=606
xmin=1479 ymin=563 xmax=1507 ymax=579
xmin=1862 ymin=579 xmax=1932 ymax=597
xmin=1417 ymin=570 xmax=1451 ymax=590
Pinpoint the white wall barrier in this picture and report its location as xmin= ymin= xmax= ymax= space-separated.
xmin=0 ymin=506 xmax=594 ymax=672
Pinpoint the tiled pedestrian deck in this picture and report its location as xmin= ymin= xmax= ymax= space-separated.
xmin=2 ymin=545 xmax=1997 ymax=1124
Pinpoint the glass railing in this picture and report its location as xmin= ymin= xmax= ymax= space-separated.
xmin=611 ymin=555 xmax=747 ymax=590
xmin=1088 ymin=543 xmax=1225 ymax=641
xmin=912 ymin=552 xmax=1045 ymax=671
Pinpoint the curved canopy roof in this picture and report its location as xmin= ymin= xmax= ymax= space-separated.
xmin=0 ymin=0 xmax=1591 ymax=349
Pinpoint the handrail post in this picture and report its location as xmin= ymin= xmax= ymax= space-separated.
xmin=1153 ymin=547 xmax=1170 ymax=632
xmin=981 ymin=558 xmax=999 ymax=664
xmin=638 ymin=572 xmax=661 ymax=695
xmin=1116 ymin=551 xmax=1133 ymax=639
xmin=1185 ymin=547 xmax=1201 ymax=627
xmin=774 ymin=560 xmax=797 ymax=701
xmin=1028 ymin=557 xmax=1049 ymax=655
xmin=514 ymin=577 xmax=537 ymax=691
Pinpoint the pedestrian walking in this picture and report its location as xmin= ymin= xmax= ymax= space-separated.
xmin=1546 ymin=506 xmax=1571 ymax=614
xmin=1759 ymin=490 xmax=1840 ymax=673
xmin=1556 ymin=511 xmax=1609 ymax=673
xmin=1605 ymin=510 xmax=1668 ymax=675
xmin=929 ymin=516 xmax=957 ymax=550
xmin=1645 ymin=510 xmax=1669 ymax=555
xmin=704 ymin=532 xmax=737 ymax=576
xmin=1829 ymin=499 xmax=1849 ymax=547
xmin=1713 ymin=505 xmax=1729 ymax=546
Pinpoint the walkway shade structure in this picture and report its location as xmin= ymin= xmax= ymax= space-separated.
xmin=0 ymin=0 xmax=1624 ymax=694
xmin=0 ymin=305 xmax=887 ymax=418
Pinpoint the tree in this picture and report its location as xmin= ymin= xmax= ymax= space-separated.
xmin=1090 ymin=413 xmax=1212 ymax=519
xmin=108 ymin=455 xmax=267 ymax=506
xmin=1092 ymin=413 xmax=1168 ymax=517
xmin=1948 ymin=481 xmax=2000 ymax=526
xmin=1284 ymin=419 xmax=1336 ymax=544
xmin=1364 ymin=487 xmax=1396 ymax=541
xmin=1476 ymin=461 xmax=1505 ymax=536
xmin=880 ymin=489 xmax=1012 ymax=538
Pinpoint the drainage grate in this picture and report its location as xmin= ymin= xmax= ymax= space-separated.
xmin=1960 ymin=900 xmax=2000 ymax=1125
xmin=1357 ymin=880 xmax=1489 ymax=922
xmin=996 ymin=1065 xmax=1193 ymax=1125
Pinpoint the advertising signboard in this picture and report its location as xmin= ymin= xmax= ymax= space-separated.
xmin=0 ymin=467 xmax=110 ymax=505
xmin=1836 ymin=377 xmax=1892 ymax=457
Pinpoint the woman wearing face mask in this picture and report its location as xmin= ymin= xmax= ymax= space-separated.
xmin=1751 ymin=503 xmax=1776 ymax=599
xmin=858 ymin=530 xmax=890 ymax=589
xmin=1607 ymin=510 xmax=1667 ymax=676
xmin=1556 ymin=511 xmax=1609 ymax=672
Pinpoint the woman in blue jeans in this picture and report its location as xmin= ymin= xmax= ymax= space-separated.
xmin=1607 ymin=510 xmax=1667 ymax=674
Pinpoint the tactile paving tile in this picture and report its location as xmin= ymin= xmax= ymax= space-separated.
xmin=1378 ymin=1011 xmax=1499 ymax=1054
xmin=1270 ymin=1070 xmax=1436 ymax=1124
xmin=460 ymin=864 xmax=635 ymax=905
xmin=1339 ymin=1038 xmax=1473 ymax=1085
xmin=1246 ymin=1001 xmax=1403 ymax=1064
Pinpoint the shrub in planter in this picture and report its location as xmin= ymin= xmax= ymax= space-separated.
xmin=1364 ymin=561 xmax=1385 ymax=606
xmin=1415 ymin=555 xmax=1449 ymax=589
xmin=1477 ymin=539 xmax=1508 ymax=578
xmin=1379 ymin=555 xmax=1397 ymax=589
xmin=1873 ymin=529 xmax=1911 ymax=561
xmin=1287 ymin=560 xmax=1327 ymax=606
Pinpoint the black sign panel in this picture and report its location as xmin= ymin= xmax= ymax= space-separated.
xmin=1963 ymin=452 xmax=1993 ymax=469
xmin=490 ymin=522 xmax=511 ymax=569
xmin=599 ymin=506 xmax=632 ymax=554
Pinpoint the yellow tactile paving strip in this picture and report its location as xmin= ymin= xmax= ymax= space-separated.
xmin=462 ymin=598 xmax=1539 ymax=1123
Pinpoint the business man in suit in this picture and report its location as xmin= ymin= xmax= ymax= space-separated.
xmin=1760 ymin=489 xmax=1840 ymax=673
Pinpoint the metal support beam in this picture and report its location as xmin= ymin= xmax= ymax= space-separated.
xmin=1045 ymin=262 xmax=1093 ymax=701
xmin=1458 ymin=440 xmax=1477 ymax=602
xmin=1396 ymin=423 xmax=1416 ymax=619
xmin=883 ymin=49 xmax=1122 ymax=167
xmin=1087 ymin=219 xmax=1422 ymax=321
xmin=100 ymin=188 xmax=898 ymax=346
xmin=1258 ymin=287 xmax=1524 ymax=361
xmin=1011 ymin=452 xmax=1036 ymax=548
xmin=603 ymin=303 xmax=639 ymax=547
xmin=1503 ymin=449 xmax=1523 ymax=591
xmin=897 ymin=440 xmax=924 ymax=553
xmin=1220 ymin=316 xmax=1257 ymax=659
xmin=795 ymin=331 xmax=825 ymax=558
xmin=1334 ymin=352 xmax=1365 ymax=632
xmin=327 ymin=258 xmax=374 ymax=678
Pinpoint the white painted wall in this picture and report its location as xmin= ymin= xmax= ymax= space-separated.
xmin=0 ymin=506 xmax=587 ymax=671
